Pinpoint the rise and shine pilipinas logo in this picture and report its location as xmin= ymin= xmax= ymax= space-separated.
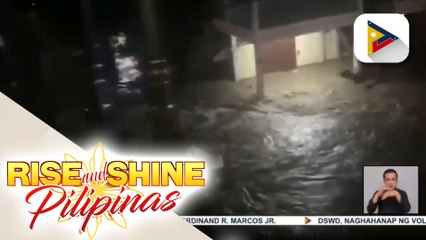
xmin=6 ymin=143 xmax=206 ymax=239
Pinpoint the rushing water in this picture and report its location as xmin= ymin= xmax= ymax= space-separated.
xmin=172 ymin=96 xmax=426 ymax=239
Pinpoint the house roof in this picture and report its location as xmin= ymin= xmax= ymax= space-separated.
xmin=364 ymin=0 xmax=426 ymax=13
xmin=227 ymin=0 xmax=359 ymax=30
xmin=214 ymin=0 xmax=360 ymax=43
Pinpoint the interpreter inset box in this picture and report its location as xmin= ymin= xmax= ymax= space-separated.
xmin=363 ymin=166 xmax=418 ymax=214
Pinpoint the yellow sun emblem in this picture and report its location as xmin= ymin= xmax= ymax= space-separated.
xmin=56 ymin=143 xmax=142 ymax=240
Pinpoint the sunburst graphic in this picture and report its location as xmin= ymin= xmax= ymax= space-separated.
xmin=56 ymin=143 xmax=142 ymax=240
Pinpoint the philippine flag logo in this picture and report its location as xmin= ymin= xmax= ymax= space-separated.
xmin=368 ymin=20 xmax=399 ymax=56
xmin=354 ymin=14 xmax=409 ymax=63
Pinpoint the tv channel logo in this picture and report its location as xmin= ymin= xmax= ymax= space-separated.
xmin=354 ymin=14 xmax=409 ymax=63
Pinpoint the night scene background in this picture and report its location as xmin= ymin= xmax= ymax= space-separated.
xmin=1 ymin=0 xmax=426 ymax=239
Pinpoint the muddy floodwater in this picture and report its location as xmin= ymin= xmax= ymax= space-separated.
xmin=169 ymin=66 xmax=426 ymax=239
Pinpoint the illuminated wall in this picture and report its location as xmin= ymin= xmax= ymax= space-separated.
xmin=295 ymin=32 xmax=325 ymax=67
xmin=231 ymin=29 xmax=340 ymax=81
xmin=324 ymin=30 xmax=340 ymax=60
xmin=231 ymin=35 xmax=257 ymax=81
xmin=295 ymin=30 xmax=340 ymax=67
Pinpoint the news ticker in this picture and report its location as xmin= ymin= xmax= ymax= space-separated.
xmin=181 ymin=216 xmax=426 ymax=226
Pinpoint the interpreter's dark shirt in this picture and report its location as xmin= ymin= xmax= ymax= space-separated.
xmin=367 ymin=189 xmax=411 ymax=214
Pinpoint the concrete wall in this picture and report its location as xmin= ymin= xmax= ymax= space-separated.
xmin=231 ymin=29 xmax=340 ymax=80
xmin=295 ymin=31 xmax=325 ymax=67
xmin=231 ymin=35 xmax=257 ymax=81
xmin=325 ymin=30 xmax=340 ymax=60
xmin=295 ymin=29 xmax=340 ymax=67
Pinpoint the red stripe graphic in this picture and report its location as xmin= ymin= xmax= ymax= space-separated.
xmin=372 ymin=38 xmax=394 ymax=53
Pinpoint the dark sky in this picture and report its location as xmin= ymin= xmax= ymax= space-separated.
xmin=24 ymin=0 xmax=215 ymax=34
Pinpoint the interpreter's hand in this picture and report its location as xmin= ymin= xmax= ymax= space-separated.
xmin=378 ymin=186 xmax=393 ymax=197
xmin=373 ymin=186 xmax=393 ymax=204
xmin=381 ymin=190 xmax=401 ymax=202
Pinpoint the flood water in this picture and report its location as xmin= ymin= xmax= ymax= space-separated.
xmin=172 ymin=92 xmax=426 ymax=239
